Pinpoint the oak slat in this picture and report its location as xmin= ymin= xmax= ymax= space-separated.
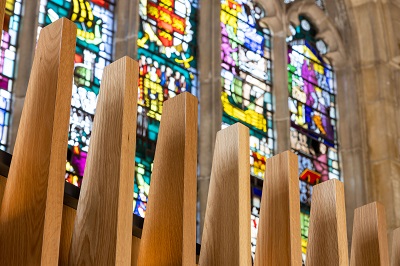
xmin=0 ymin=0 xmax=5 ymax=43
xmin=68 ymin=57 xmax=139 ymax=266
xmin=254 ymin=151 xmax=302 ymax=266
xmin=60 ymin=205 xmax=76 ymax=266
xmin=199 ymin=123 xmax=251 ymax=266
xmin=391 ymin=227 xmax=400 ymax=266
xmin=137 ymin=92 xmax=198 ymax=266
xmin=306 ymin=179 xmax=349 ymax=266
xmin=0 ymin=18 xmax=76 ymax=265
xmin=350 ymin=202 xmax=389 ymax=266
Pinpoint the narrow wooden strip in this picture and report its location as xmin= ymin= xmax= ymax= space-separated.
xmin=254 ymin=151 xmax=302 ymax=266
xmin=137 ymin=92 xmax=198 ymax=266
xmin=0 ymin=0 xmax=5 ymax=43
xmin=0 ymin=18 xmax=76 ymax=265
xmin=306 ymin=179 xmax=349 ymax=266
xmin=68 ymin=57 xmax=139 ymax=266
xmin=350 ymin=202 xmax=389 ymax=266
xmin=199 ymin=123 xmax=251 ymax=266
xmin=391 ymin=227 xmax=400 ymax=266
xmin=59 ymin=206 xmax=77 ymax=266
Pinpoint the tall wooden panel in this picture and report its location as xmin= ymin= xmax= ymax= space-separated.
xmin=199 ymin=123 xmax=251 ymax=266
xmin=306 ymin=179 xmax=349 ymax=265
xmin=350 ymin=202 xmax=389 ymax=266
xmin=391 ymin=227 xmax=400 ymax=266
xmin=254 ymin=151 xmax=302 ymax=266
xmin=0 ymin=0 xmax=5 ymax=43
xmin=137 ymin=93 xmax=198 ymax=266
xmin=68 ymin=57 xmax=139 ymax=266
xmin=0 ymin=18 xmax=76 ymax=265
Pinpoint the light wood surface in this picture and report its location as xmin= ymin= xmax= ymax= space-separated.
xmin=199 ymin=123 xmax=251 ymax=266
xmin=0 ymin=18 xmax=76 ymax=265
xmin=391 ymin=227 xmax=400 ymax=266
xmin=306 ymin=179 xmax=349 ymax=265
xmin=0 ymin=0 xmax=5 ymax=43
xmin=0 ymin=175 xmax=6 ymax=207
xmin=68 ymin=57 xmax=139 ymax=265
xmin=254 ymin=151 xmax=302 ymax=266
xmin=137 ymin=92 xmax=198 ymax=266
xmin=350 ymin=202 xmax=389 ymax=266
xmin=60 ymin=205 xmax=77 ymax=266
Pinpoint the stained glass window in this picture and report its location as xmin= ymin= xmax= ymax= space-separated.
xmin=38 ymin=0 xmax=116 ymax=186
xmin=0 ymin=0 xmax=23 ymax=150
xmin=287 ymin=16 xmax=340 ymax=257
xmin=134 ymin=0 xmax=199 ymax=217
xmin=220 ymin=0 xmax=274 ymax=256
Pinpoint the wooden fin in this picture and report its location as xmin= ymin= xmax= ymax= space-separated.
xmin=391 ymin=227 xmax=400 ymax=266
xmin=68 ymin=57 xmax=139 ymax=266
xmin=306 ymin=179 xmax=349 ymax=266
xmin=0 ymin=18 xmax=76 ymax=265
xmin=254 ymin=151 xmax=302 ymax=266
xmin=199 ymin=123 xmax=251 ymax=266
xmin=350 ymin=202 xmax=389 ymax=266
xmin=137 ymin=92 xmax=198 ymax=266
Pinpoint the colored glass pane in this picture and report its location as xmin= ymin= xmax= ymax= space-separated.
xmin=135 ymin=0 xmax=199 ymax=217
xmin=287 ymin=16 xmax=340 ymax=257
xmin=220 ymin=0 xmax=274 ymax=257
xmin=0 ymin=0 xmax=23 ymax=150
xmin=38 ymin=0 xmax=115 ymax=186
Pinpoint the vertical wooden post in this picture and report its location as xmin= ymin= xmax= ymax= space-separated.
xmin=350 ymin=202 xmax=389 ymax=266
xmin=68 ymin=57 xmax=139 ymax=266
xmin=391 ymin=227 xmax=400 ymax=266
xmin=306 ymin=179 xmax=349 ymax=265
xmin=0 ymin=0 xmax=5 ymax=43
xmin=137 ymin=92 xmax=198 ymax=266
xmin=199 ymin=123 xmax=251 ymax=266
xmin=0 ymin=18 xmax=76 ymax=265
xmin=254 ymin=151 xmax=302 ymax=266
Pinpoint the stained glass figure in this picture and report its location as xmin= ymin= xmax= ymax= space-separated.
xmin=220 ymin=0 xmax=274 ymax=257
xmin=0 ymin=0 xmax=23 ymax=150
xmin=287 ymin=15 xmax=340 ymax=257
xmin=134 ymin=0 xmax=199 ymax=217
xmin=38 ymin=0 xmax=115 ymax=186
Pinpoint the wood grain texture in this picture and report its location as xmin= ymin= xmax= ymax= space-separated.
xmin=199 ymin=123 xmax=251 ymax=266
xmin=68 ymin=57 xmax=139 ymax=266
xmin=0 ymin=18 xmax=76 ymax=266
xmin=0 ymin=0 xmax=5 ymax=43
xmin=60 ymin=205 xmax=77 ymax=266
xmin=350 ymin=202 xmax=389 ymax=266
xmin=0 ymin=175 xmax=6 ymax=207
xmin=254 ymin=151 xmax=302 ymax=266
xmin=137 ymin=92 xmax=198 ymax=266
xmin=391 ymin=227 xmax=400 ymax=266
xmin=306 ymin=179 xmax=349 ymax=266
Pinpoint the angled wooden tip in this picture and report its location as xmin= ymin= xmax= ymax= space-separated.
xmin=306 ymin=179 xmax=349 ymax=266
xmin=350 ymin=202 xmax=389 ymax=266
xmin=391 ymin=227 xmax=400 ymax=266
xmin=199 ymin=123 xmax=251 ymax=266
xmin=137 ymin=92 xmax=198 ymax=266
xmin=254 ymin=151 xmax=302 ymax=266
xmin=0 ymin=19 xmax=76 ymax=265
xmin=68 ymin=57 xmax=139 ymax=265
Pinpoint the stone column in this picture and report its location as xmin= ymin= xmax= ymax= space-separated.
xmin=114 ymin=0 xmax=139 ymax=60
xmin=8 ymin=0 xmax=41 ymax=153
xmin=197 ymin=0 xmax=222 ymax=242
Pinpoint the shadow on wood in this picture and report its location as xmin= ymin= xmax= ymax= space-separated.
xmin=199 ymin=123 xmax=251 ymax=266
xmin=137 ymin=92 xmax=198 ymax=266
xmin=0 ymin=18 xmax=76 ymax=265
